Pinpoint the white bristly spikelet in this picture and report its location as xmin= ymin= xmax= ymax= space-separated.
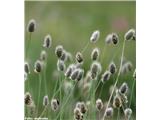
xmin=24 ymin=62 xmax=30 ymax=74
xmin=76 ymin=69 xmax=84 ymax=81
xmin=96 ymin=98 xmax=103 ymax=111
xmin=76 ymin=102 xmax=87 ymax=114
xmin=119 ymin=82 xmax=129 ymax=95
xmin=90 ymin=61 xmax=102 ymax=79
xmin=34 ymin=60 xmax=43 ymax=73
xmin=105 ymin=34 xmax=112 ymax=44
xmin=43 ymin=34 xmax=52 ymax=48
xmin=74 ymin=107 xmax=83 ymax=120
xmin=113 ymin=95 xmax=122 ymax=108
xmin=60 ymin=50 xmax=67 ymax=62
xmin=25 ymin=92 xmax=33 ymax=106
xmin=57 ymin=60 xmax=66 ymax=72
xmin=43 ymin=95 xmax=49 ymax=106
xmin=90 ymin=30 xmax=100 ymax=43
xmin=76 ymin=52 xmax=83 ymax=63
xmin=91 ymin=48 xmax=100 ymax=61
xmin=55 ymin=45 xmax=64 ymax=58
xmin=101 ymin=71 xmax=111 ymax=83
xmin=112 ymin=33 xmax=119 ymax=45
xmin=124 ymin=108 xmax=132 ymax=119
xmin=125 ymin=29 xmax=136 ymax=41
xmin=51 ymin=98 xmax=59 ymax=111
xmin=40 ymin=50 xmax=47 ymax=61
xmin=27 ymin=19 xmax=36 ymax=32
xmin=109 ymin=61 xmax=117 ymax=74
xmin=104 ymin=107 xmax=113 ymax=118
xmin=65 ymin=64 xmax=74 ymax=78
xmin=70 ymin=68 xmax=80 ymax=81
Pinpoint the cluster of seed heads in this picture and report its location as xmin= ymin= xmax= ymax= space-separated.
xmin=125 ymin=29 xmax=136 ymax=41
xmin=25 ymin=20 xmax=136 ymax=119
xmin=105 ymin=33 xmax=119 ymax=45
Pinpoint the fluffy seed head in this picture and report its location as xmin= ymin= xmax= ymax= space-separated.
xmin=27 ymin=19 xmax=36 ymax=32
xmin=25 ymin=92 xmax=32 ymax=106
xmin=34 ymin=60 xmax=42 ymax=73
xmin=105 ymin=34 xmax=112 ymax=44
xmin=76 ymin=102 xmax=87 ymax=114
xmin=101 ymin=71 xmax=111 ymax=83
xmin=24 ymin=62 xmax=30 ymax=74
xmin=40 ymin=50 xmax=47 ymax=61
xmin=113 ymin=95 xmax=122 ymax=108
xmin=96 ymin=98 xmax=103 ymax=111
xmin=126 ymin=61 xmax=133 ymax=71
xmin=91 ymin=48 xmax=100 ymax=61
xmin=90 ymin=61 xmax=102 ymax=79
xmin=65 ymin=64 xmax=74 ymax=78
xmin=112 ymin=33 xmax=119 ymax=45
xmin=60 ymin=50 xmax=67 ymax=62
xmin=109 ymin=62 xmax=117 ymax=74
xmin=55 ymin=45 xmax=63 ymax=58
xmin=43 ymin=95 xmax=49 ymax=106
xmin=105 ymin=107 xmax=113 ymax=118
xmin=74 ymin=107 xmax=83 ymax=120
xmin=57 ymin=60 xmax=66 ymax=71
xmin=124 ymin=108 xmax=132 ymax=119
xmin=125 ymin=29 xmax=135 ymax=40
xmin=43 ymin=34 xmax=52 ymax=48
xmin=76 ymin=52 xmax=83 ymax=63
xmin=90 ymin=30 xmax=100 ymax=43
xmin=76 ymin=69 xmax=84 ymax=81
xmin=70 ymin=68 xmax=80 ymax=80
xmin=119 ymin=82 xmax=128 ymax=95
xmin=51 ymin=98 xmax=59 ymax=111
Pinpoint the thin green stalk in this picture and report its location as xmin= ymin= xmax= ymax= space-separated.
xmin=37 ymin=73 xmax=42 ymax=116
xmin=56 ymin=81 xmax=77 ymax=119
xmin=129 ymin=78 xmax=136 ymax=108
xmin=117 ymin=108 xmax=120 ymax=120
xmin=59 ymin=73 xmax=62 ymax=120
xmin=102 ymin=38 xmax=126 ymax=120
xmin=81 ymin=41 xmax=90 ymax=53
xmin=26 ymin=32 xmax=32 ymax=59
xmin=44 ymin=62 xmax=47 ymax=94
xmin=38 ymin=106 xmax=48 ymax=118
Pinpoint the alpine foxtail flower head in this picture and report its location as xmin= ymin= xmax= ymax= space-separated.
xmin=40 ymin=50 xmax=47 ymax=61
xmin=34 ymin=60 xmax=43 ymax=73
xmin=24 ymin=62 xmax=30 ymax=74
xmin=113 ymin=95 xmax=122 ymax=108
xmin=25 ymin=92 xmax=32 ymax=106
xmin=90 ymin=61 xmax=102 ymax=79
xmin=125 ymin=29 xmax=136 ymax=41
xmin=43 ymin=34 xmax=52 ymax=48
xmin=43 ymin=95 xmax=49 ymax=106
xmin=57 ymin=60 xmax=66 ymax=71
xmin=70 ymin=68 xmax=80 ymax=81
xmin=112 ymin=33 xmax=119 ymax=45
xmin=105 ymin=107 xmax=113 ymax=118
xmin=96 ymin=98 xmax=103 ymax=111
xmin=51 ymin=98 xmax=59 ymax=111
xmin=91 ymin=48 xmax=100 ymax=61
xmin=55 ymin=45 xmax=63 ymax=58
xmin=101 ymin=71 xmax=111 ymax=83
xmin=124 ymin=108 xmax=132 ymax=119
xmin=76 ymin=52 xmax=83 ymax=63
xmin=90 ymin=30 xmax=100 ymax=43
xmin=109 ymin=61 xmax=117 ymax=74
xmin=119 ymin=82 xmax=128 ymax=95
xmin=27 ymin=19 xmax=36 ymax=32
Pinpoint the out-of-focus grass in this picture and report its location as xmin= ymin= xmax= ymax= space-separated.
xmin=25 ymin=1 xmax=136 ymax=119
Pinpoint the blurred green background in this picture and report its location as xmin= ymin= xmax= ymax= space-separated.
xmin=25 ymin=1 xmax=136 ymax=119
